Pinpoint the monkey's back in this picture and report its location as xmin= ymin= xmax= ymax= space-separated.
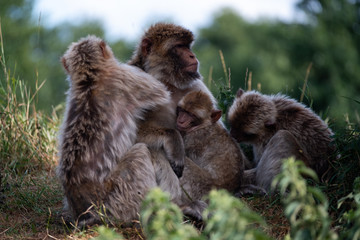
xmin=183 ymin=123 xmax=244 ymax=191
xmin=271 ymin=95 xmax=335 ymax=173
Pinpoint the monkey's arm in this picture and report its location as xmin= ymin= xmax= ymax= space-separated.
xmin=137 ymin=126 xmax=185 ymax=178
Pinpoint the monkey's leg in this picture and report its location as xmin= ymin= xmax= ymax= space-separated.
xmin=150 ymin=151 xmax=207 ymax=220
xmin=235 ymin=168 xmax=267 ymax=197
xmin=178 ymin=157 xmax=214 ymax=220
xmin=104 ymin=143 xmax=157 ymax=223
xmin=150 ymin=150 xmax=183 ymax=204
xmin=256 ymin=130 xmax=310 ymax=192
xmin=138 ymin=126 xmax=185 ymax=178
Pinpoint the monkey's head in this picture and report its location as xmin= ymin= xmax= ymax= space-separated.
xmin=129 ymin=23 xmax=200 ymax=89
xmin=62 ymin=35 xmax=114 ymax=80
xmin=176 ymin=91 xmax=222 ymax=133
xmin=227 ymin=89 xmax=277 ymax=144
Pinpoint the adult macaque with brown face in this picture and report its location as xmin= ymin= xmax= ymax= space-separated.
xmin=129 ymin=22 xmax=217 ymax=109
xmin=128 ymin=23 xmax=223 ymax=219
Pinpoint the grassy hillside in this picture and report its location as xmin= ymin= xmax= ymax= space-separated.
xmin=0 ymin=34 xmax=359 ymax=240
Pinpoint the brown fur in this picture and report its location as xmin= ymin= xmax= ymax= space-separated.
xmin=136 ymin=101 xmax=185 ymax=178
xmin=128 ymin=23 xmax=224 ymax=219
xmin=129 ymin=22 xmax=217 ymax=109
xmin=228 ymin=89 xmax=335 ymax=190
xmin=177 ymin=91 xmax=246 ymax=198
xmin=58 ymin=35 xmax=171 ymax=226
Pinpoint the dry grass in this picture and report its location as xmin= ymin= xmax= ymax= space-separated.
xmin=0 ymin=165 xmax=290 ymax=240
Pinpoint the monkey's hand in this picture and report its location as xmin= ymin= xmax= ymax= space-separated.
xmin=182 ymin=200 xmax=207 ymax=221
xmin=162 ymin=129 xmax=185 ymax=178
xmin=137 ymin=127 xmax=185 ymax=178
xmin=169 ymin=158 xmax=184 ymax=178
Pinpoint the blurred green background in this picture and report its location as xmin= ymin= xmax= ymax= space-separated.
xmin=1 ymin=0 xmax=359 ymax=125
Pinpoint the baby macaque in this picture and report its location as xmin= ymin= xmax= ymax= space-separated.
xmin=176 ymin=91 xmax=247 ymax=199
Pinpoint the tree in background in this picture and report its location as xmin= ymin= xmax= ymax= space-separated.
xmin=195 ymin=0 xmax=360 ymax=123
xmin=296 ymin=0 xmax=360 ymax=121
xmin=0 ymin=0 xmax=134 ymax=112
xmin=1 ymin=0 xmax=359 ymax=123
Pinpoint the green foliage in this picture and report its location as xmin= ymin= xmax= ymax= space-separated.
xmin=338 ymin=177 xmax=360 ymax=240
xmin=196 ymin=0 xmax=360 ymax=123
xmin=0 ymin=26 xmax=59 ymax=175
xmin=141 ymin=187 xmax=202 ymax=240
xmin=92 ymin=226 xmax=124 ymax=240
xmin=0 ymin=0 xmax=134 ymax=113
xmin=141 ymin=188 xmax=270 ymax=240
xmin=273 ymin=158 xmax=338 ymax=240
xmin=326 ymin=118 xmax=360 ymax=215
xmin=203 ymin=190 xmax=270 ymax=240
xmin=1 ymin=0 xmax=360 ymax=239
xmin=2 ymin=0 xmax=360 ymax=123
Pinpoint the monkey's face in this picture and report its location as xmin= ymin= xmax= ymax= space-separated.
xmin=142 ymin=39 xmax=200 ymax=90
xmin=176 ymin=107 xmax=202 ymax=133
xmin=176 ymin=91 xmax=214 ymax=133
xmin=170 ymin=41 xmax=199 ymax=74
xmin=228 ymin=90 xmax=276 ymax=144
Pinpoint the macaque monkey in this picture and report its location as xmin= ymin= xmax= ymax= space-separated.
xmin=227 ymin=89 xmax=335 ymax=191
xmin=128 ymin=23 xmax=225 ymax=215
xmin=58 ymin=35 xmax=174 ymax=226
xmin=129 ymin=22 xmax=217 ymax=110
xmin=176 ymin=91 xmax=247 ymax=200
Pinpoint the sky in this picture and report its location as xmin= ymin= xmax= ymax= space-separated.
xmin=34 ymin=0 xmax=302 ymax=41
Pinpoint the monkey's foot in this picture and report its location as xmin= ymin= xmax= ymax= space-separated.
xmin=235 ymin=184 xmax=267 ymax=197
xmin=181 ymin=200 xmax=207 ymax=221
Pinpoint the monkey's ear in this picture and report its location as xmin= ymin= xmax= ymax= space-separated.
xmin=61 ymin=57 xmax=69 ymax=73
xmin=236 ymin=88 xmax=244 ymax=98
xmin=99 ymin=40 xmax=111 ymax=59
xmin=141 ymin=38 xmax=152 ymax=57
xmin=211 ymin=110 xmax=222 ymax=123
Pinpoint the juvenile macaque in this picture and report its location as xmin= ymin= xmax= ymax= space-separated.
xmin=227 ymin=89 xmax=335 ymax=190
xmin=58 ymin=35 xmax=173 ymax=226
xmin=176 ymin=91 xmax=247 ymax=200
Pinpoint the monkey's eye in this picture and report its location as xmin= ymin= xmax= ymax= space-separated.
xmin=175 ymin=44 xmax=186 ymax=48
xmin=176 ymin=106 xmax=183 ymax=115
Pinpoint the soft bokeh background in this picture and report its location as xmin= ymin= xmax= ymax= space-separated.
xmin=1 ymin=0 xmax=359 ymax=125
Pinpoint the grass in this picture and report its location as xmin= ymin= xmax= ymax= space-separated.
xmin=0 ymin=31 xmax=359 ymax=239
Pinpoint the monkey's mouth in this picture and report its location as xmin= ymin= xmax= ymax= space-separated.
xmin=184 ymin=63 xmax=198 ymax=72
xmin=176 ymin=124 xmax=188 ymax=132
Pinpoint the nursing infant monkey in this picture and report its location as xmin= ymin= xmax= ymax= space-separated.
xmin=228 ymin=89 xmax=336 ymax=191
xmin=176 ymin=91 xmax=248 ymax=204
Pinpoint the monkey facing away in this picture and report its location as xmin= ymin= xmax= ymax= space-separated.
xmin=176 ymin=90 xmax=247 ymax=202
xmin=227 ymin=89 xmax=335 ymax=191
xmin=58 ymin=35 xmax=174 ymax=226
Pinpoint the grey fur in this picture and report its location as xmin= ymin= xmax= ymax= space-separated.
xmin=228 ymin=89 xmax=335 ymax=191
xmin=128 ymin=23 xmax=223 ymax=219
xmin=58 ymin=35 xmax=171 ymax=225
